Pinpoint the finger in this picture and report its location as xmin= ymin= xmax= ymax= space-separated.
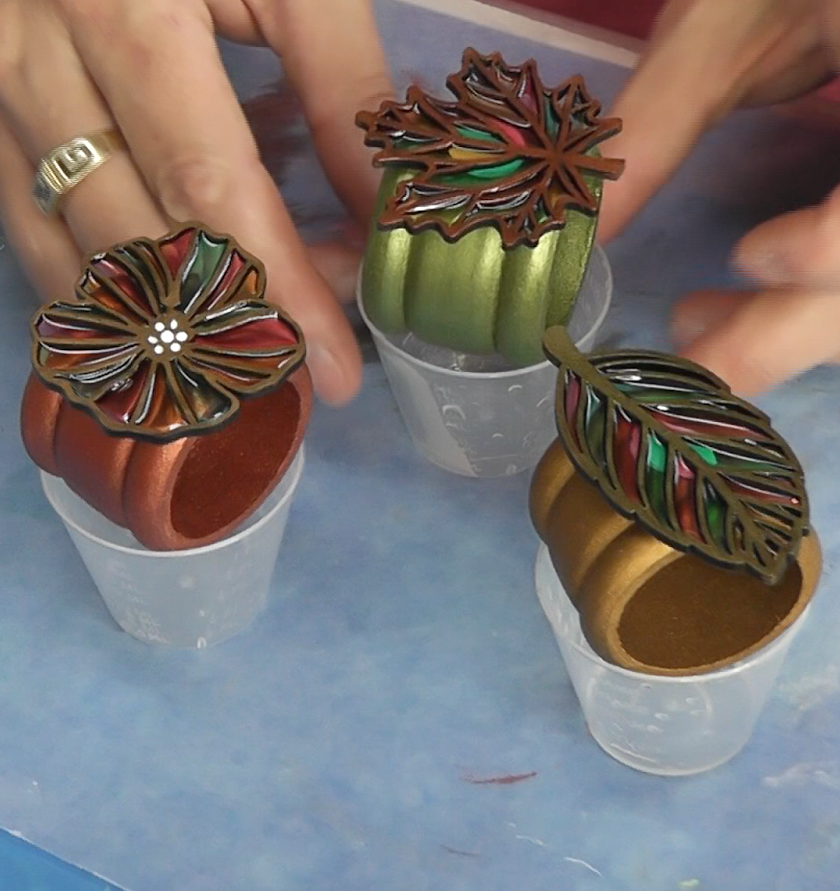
xmin=676 ymin=286 xmax=840 ymax=394
xmin=740 ymin=47 xmax=832 ymax=107
xmin=256 ymin=0 xmax=394 ymax=223
xmin=0 ymin=6 xmax=167 ymax=251
xmin=733 ymin=183 xmax=840 ymax=287
xmin=68 ymin=1 xmax=362 ymax=404
xmin=599 ymin=0 xmax=798 ymax=242
xmin=0 ymin=119 xmax=81 ymax=301
xmin=671 ymin=289 xmax=742 ymax=345
xmin=719 ymin=8 xmax=827 ymax=107
xmin=203 ymin=0 xmax=264 ymax=45
xmin=308 ymin=240 xmax=363 ymax=306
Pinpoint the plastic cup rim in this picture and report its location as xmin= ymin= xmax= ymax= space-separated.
xmin=40 ymin=443 xmax=306 ymax=559
xmin=535 ymin=543 xmax=809 ymax=683
xmin=357 ymin=243 xmax=612 ymax=380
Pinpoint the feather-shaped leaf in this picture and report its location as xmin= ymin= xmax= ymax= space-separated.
xmin=543 ymin=326 xmax=809 ymax=584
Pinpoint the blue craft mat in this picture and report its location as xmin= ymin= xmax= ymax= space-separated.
xmin=0 ymin=831 xmax=123 ymax=891
xmin=2 ymin=2 xmax=840 ymax=889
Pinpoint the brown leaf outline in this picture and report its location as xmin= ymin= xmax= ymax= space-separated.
xmin=544 ymin=326 xmax=809 ymax=585
xmin=31 ymin=224 xmax=306 ymax=442
xmin=356 ymin=48 xmax=624 ymax=248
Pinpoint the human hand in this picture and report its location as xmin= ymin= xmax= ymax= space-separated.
xmin=0 ymin=0 xmax=393 ymax=405
xmin=600 ymin=0 xmax=840 ymax=393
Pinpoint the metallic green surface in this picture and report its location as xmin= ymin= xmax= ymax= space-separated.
xmin=545 ymin=177 xmax=602 ymax=331
xmin=493 ymin=231 xmax=558 ymax=366
xmin=360 ymin=168 xmax=413 ymax=333
xmin=360 ymin=171 xmax=602 ymax=365
xmin=495 ymin=178 xmax=601 ymax=365
xmin=405 ymin=224 xmax=502 ymax=355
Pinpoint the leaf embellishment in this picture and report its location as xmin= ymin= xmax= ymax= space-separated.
xmin=543 ymin=327 xmax=809 ymax=584
xmin=32 ymin=224 xmax=306 ymax=442
xmin=356 ymin=48 xmax=623 ymax=248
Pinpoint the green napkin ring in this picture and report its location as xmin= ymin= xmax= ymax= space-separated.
xmin=356 ymin=48 xmax=624 ymax=366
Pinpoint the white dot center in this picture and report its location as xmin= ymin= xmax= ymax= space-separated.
xmin=147 ymin=316 xmax=191 ymax=356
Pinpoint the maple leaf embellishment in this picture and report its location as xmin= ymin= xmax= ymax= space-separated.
xmin=356 ymin=48 xmax=624 ymax=249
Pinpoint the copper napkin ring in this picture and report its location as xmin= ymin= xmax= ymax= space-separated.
xmin=530 ymin=327 xmax=822 ymax=676
xmin=21 ymin=224 xmax=312 ymax=551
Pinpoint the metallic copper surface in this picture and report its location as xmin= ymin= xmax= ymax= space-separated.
xmin=127 ymin=366 xmax=312 ymax=551
xmin=20 ymin=375 xmax=61 ymax=476
xmin=54 ymin=395 xmax=134 ymax=526
xmin=22 ymin=223 xmax=312 ymax=552
xmin=20 ymin=367 xmax=312 ymax=552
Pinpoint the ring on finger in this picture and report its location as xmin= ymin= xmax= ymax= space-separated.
xmin=33 ymin=128 xmax=125 ymax=216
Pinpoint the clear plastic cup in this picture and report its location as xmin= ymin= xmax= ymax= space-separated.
xmin=358 ymin=246 xmax=612 ymax=477
xmin=535 ymin=544 xmax=808 ymax=776
xmin=40 ymin=446 xmax=305 ymax=649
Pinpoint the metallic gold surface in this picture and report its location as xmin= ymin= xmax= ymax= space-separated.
xmin=33 ymin=129 xmax=125 ymax=216
xmin=530 ymin=439 xmax=822 ymax=676
xmin=543 ymin=326 xmax=808 ymax=585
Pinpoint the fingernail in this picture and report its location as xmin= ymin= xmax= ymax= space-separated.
xmin=306 ymin=342 xmax=353 ymax=406
xmin=735 ymin=246 xmax=792 ymax=284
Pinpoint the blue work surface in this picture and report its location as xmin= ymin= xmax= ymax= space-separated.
xmin=2 ymin=3 xmax=840 ymax=889
xmin=0 ymin=830 xmax=123 ymax=891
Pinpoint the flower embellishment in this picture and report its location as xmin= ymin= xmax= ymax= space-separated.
xmin=356 ymin=48 xmax=624 ymax=248
xmin=31 ymin=224 xmax=306 ymax=441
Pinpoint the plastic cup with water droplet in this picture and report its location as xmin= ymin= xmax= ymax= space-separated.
xmin=39 ymin=448 xmax=305 ymax=648
xmin=535 ymin=544 xmax=809 ymax=775
xmin=357 ymin=246 xmax=613 ymax=477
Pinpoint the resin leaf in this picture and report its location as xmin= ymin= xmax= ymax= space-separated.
xmin=31 ymin=224 xmax=306 ymax=442
xmin=356 ymin=48 xmax=623 ymax=248
xmin=543 ymin=326 xmax=809 ymax=584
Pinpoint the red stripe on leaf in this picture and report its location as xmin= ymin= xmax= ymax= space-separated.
xmin=724 ymin=477 xmax=801 ymax=507
xmin=645 ymin=407 xmax=763 ymax=440
xmin=564 ymin=372 xmax=581 ymax=448
xmin=674 ymin=454 xmax=703 ymax=542
xmin=614 ymin=411 xmax=641 ymax=503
